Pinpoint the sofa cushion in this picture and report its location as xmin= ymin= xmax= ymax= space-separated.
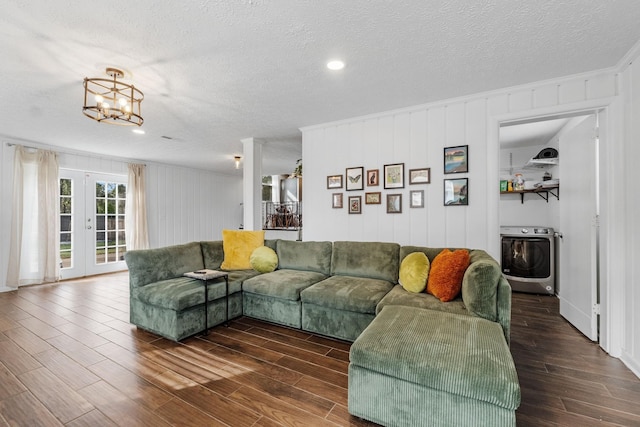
xmin=301 ymin=275 xmax=394 ymax=314
xmin=220 ymin=229 xmax=265 ymax=270
xmin=350 ymin=305 xmax=520 ymax=410
xmin=250 ymin=246 xmax=278 ymax=273
xmin=133 ymin=277 xmax=205 ymax=311
xmin=398 ymin=252 xmax=430 ymax=293
xmin=200 ymin=240 xmax=224 ymax=270
xmin=376 ymin=285 xmax=468 ymax=316
xmin=276 ymin=240 xmax=333 ymax=275
xmin=243 ymin=269 xmax=327 ymax=301
xmin=462 ymin=251 xmax=502 ymax=322
xmin=427 ymin=249 xmax=470 ymax=302
xmin=331 ymin=241 xmax=400 ymax=283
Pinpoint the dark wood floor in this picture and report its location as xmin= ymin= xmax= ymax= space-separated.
xmin=0 ymin=272 xmax=639 ymax=426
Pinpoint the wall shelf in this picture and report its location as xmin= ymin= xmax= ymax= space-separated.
xmin=500 ymin=185 xmax=559 ymax=204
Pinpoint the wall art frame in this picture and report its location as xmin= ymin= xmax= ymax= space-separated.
xmin=386 ymin=193 xmax=402 ymax=213
xmin=327 ymin=175 xmax=343 ymax=189
xmin=367 ymin=169 xmax=379 ymax=186
xmin=346 ymin=166 xmax=365 ymax=191
xmin=444 ymin=145 xmax=468 ymax=174
xmin=410 ymin=190 xmax=424 ymax=208
xmin=384 ymin=163 xmax=404 ymax=189
xmin=409 ymin=167 xmax=431 ymax=184
xmin=444 ymin=178 xmax=468 ymax=206
xmin=332 ymin=193 xmax=343 ymax=208
xmin=348 ymin=195 xmax=362 ymax=214
xmin=365 ymin=192 xmax=381 ymax=204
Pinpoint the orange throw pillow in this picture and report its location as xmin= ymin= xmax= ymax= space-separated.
xmin=426 ymin=249 xmax=470 ymax=302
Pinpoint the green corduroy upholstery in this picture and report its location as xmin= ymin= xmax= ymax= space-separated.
xmin=349 ymin=305 xmax=520 ymax=426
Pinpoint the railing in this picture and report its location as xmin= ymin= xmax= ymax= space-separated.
xmin=262 ymin=201 xmax=302 ymax=230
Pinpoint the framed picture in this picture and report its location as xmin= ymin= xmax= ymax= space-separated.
xmin=384 ymin=163 xmax=404 ymax=189
xmin=327 ymin=175 xmax=343 ymax=189
xmin=410 ymin=190 xmax=424 ymax=208
xmin=386 ymin=193 xmax=402 ymax=213
xmin=348 ymin=196 xmax=362 ymax=214
xmin=366 ymin=169 xmax=379 ymax=186
xmin=444 ymin=178 xmax=468 ymax=206
xmin=409 ymin=168 xmax=431 ymax=184
xmin=332 ymin=193 xmax=343 ymax=208
xmin=365 ymin=192 xmax=381 ymax=204
xmin=346 ymin=166 xmax=364 ymax=191
xmin=444 ymin=145 xmax=468 ymax=174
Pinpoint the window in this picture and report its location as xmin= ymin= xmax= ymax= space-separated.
xmin=59 ymin=178 xmax=72 ymax=268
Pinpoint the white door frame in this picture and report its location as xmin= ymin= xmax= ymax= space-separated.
xmin=487 ymin=97 xmax=625 ymax=356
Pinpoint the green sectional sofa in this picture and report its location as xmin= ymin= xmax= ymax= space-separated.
xmin=125 ymin=238 xmax=520 ymax=426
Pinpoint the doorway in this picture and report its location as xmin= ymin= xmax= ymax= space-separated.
xmin=499 ymin=111 xmax=601 ymax=343
xmin=59 ymin=169 xmax=128 ymax=279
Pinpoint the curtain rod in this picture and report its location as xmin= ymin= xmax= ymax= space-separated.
xmin=5 ymin=142 xmax=146 ymax=166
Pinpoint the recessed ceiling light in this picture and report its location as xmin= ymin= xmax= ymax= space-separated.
xmin=327 ymin=60 xmax=345 ymax=71
xmin=132 ymin=129 xmax=145 ymax=135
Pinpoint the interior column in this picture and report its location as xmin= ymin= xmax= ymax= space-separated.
xmin=241 ymin=137 xmax=263 ymax=231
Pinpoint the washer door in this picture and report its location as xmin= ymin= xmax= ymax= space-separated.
xmin=501 ymin=237 xmax=551 ymax=279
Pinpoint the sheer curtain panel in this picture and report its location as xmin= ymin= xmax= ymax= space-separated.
xmin=125 ymin=163 xmax=149 ymax=250
xmin=6 ymin=146 xmax=60 ymax=287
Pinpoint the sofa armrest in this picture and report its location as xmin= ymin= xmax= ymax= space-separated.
xmin=125 ymin=242 xmax=204 ymax=288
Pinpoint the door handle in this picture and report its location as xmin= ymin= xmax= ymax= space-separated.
xmin=87 ymin=226 xmax=92 ymax=229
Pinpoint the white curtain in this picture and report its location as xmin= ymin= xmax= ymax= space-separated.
xmin=6 ymin=146 xmax=60 ymax=287
xmin=125 ymin=163 xmax=149 ymax=250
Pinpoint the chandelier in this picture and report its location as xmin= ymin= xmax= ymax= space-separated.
xmin=83 ymin=67 xmax=144 ymax=126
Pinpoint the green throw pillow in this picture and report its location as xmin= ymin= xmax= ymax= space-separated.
xmin=250 ymin=246 xmax=278 ymax=273
xmin=398 ymin=252 xmax=430 ymax=293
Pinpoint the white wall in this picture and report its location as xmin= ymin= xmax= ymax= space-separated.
xmin=302 ymin=54 xmax=639 ymax=375
xmin=0 ymin=142 xmax=243 ymax=286
xmin=620 ymin=50 xmax=640 ymax=377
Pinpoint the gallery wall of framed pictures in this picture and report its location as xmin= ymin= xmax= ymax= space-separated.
xmin=326 ymin=147 xmax=469 ymax=214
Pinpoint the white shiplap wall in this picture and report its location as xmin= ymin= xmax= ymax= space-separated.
xmin=0 ymin=143 xmax=243 ymax=286
xmin=301 ymin=65 xmax=640 ymax=374
xmin=302 ymin=70 xmax=617 ymax=255
xmin=621 ymin=56 xmax=640 ymax=377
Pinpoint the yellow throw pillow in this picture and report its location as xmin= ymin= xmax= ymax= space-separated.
xmin=250 ymin=246 xmax=278 ymax=273
xmin=398 ymin=252 xmax=430 ymax=293
xmin=427 ymin=249 xmax=470 ymax=302
xmin=220 ymin=229 xmax=265 ymax=270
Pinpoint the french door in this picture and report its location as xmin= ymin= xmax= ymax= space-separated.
xmin=59 ymin=169 xmax=128 ymax=279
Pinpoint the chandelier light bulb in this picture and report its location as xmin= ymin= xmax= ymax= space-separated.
xmin=118 ymin=98 xmax=127 ymax=106
xmin=95 ymin=94 xmax=104 ymax=104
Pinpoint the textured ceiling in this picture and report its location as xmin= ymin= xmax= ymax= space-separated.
xmin=1 ymin=0 xmax=640 ymax=175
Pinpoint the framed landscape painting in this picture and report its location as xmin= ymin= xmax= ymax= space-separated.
xmin=327 ymin=175 xmax=343 ymax=189
xmin=444 ymin=178 xmax=468 ymax=205
xmin=365 ymin=192 xmax=381 ymax=204
xmin=444 ymin=145 xmax=468 ymax=174
xmin=386 ymin=194 xmax=402 ymax=213
xmin=409 ymin=168 xmax=430 ymax=184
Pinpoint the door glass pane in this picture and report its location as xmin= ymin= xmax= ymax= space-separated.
xmin=59 ymin=178 xmax=73 ymax=269
xmin=96 ymin=182 xmax=105 ymax=197
xmin=95 ymin=180 xmax=126 ymax=265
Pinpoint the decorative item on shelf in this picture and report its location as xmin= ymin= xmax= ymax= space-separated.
xmin=83 ymin=67 xmax=144 ymax=126
xmin=514 ymin=174 xmax=525 ymax=191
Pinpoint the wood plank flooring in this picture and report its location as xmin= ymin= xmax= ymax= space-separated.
xmin=0 ymin=272 xmax=638 ymax=426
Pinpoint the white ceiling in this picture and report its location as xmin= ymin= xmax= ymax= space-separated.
xmin=2 ymin=1 xmax=640 ymax=175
